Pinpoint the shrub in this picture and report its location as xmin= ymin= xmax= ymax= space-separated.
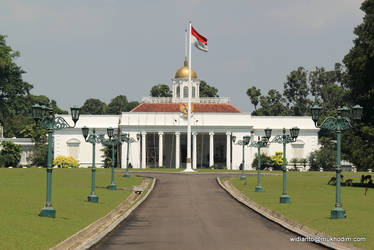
xmin=53 ymin=155 xmax=79 ymax=168
xmin=0 ymin=141 xmax=22 ymax=168
xmin=210 ymin=165 xmax=226 ymax=170
xmin=252 ymin=153 xmax=273 ymax=170
xmin=28 ymin=143 xmax=47 ymax=167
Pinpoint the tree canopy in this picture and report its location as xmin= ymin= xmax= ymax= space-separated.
xmin=199 ymin=81 xmax=219 ymax=97
xmin=80 ymin=98 xmax=107 ymax=115
xmin=150 ymin=84 xmax=172 ymax=97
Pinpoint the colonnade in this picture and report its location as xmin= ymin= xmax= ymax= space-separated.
xmin=135 ymin=131 xmax=233 ymax=169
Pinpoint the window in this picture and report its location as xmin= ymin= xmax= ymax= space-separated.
xmin=192 ymin=86 xmax=196 ymax=98
xmin=176 ymin=86 xmax=180 ymax=97
xmin=67 ymin=138 xmax=80 ymax=160
xmin=183 ymin=86 xmax=188 ymax=98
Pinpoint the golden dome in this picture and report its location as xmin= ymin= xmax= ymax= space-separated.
xmin=175 ymin=58 xmax=197 ymax=79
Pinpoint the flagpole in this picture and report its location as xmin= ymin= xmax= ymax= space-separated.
xmin=184 ymin=21 xmax=194 ymax=172
xmin=185 ymin=29 xmax=187 ymax=59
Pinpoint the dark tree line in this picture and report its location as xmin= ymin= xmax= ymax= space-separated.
xmin=80 ymin=96 xmax=139 ymax=115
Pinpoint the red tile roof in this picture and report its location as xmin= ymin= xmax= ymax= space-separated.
xmin=130 ymin=103 xmax=241 ymax=113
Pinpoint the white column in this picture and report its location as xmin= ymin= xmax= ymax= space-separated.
xmin=141 ymin=132 xmax=146 ymax=169
xmin=192 ymin=132 xmax=197 ymax=169
xmin=209 ymin=132 xmax=214 ymax=167
xmin=175 ymin=132 xmax=180 ymax=169
xmin=158 ymin=132 xmax=164 ymax=167
xmin=121 ymin=141 xmax=127 ymax=169
xmin=226 ymin=132 xmax=231 ymax=170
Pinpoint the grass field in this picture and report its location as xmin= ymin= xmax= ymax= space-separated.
xmin=230 ymin=171 xmax=374 ymax=250
xmin=0 ymin=168 xmax=143 ymax=250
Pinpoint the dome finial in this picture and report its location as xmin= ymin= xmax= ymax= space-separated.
xmin=175 ymin=58 xmax=197 ymax=79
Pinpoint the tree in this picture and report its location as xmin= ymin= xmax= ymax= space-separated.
xmin=343 ymin=0 xmax=374 ymax=125
xmin=246 ymin=86 xmax=261 ymax=112
xmin=283 ymin=67 xmax=311 ymax=116
xmin=0 ymin=35 xmax=33 ymax=137
xmin=308 ymin=138 xmax=336 ymax=171
xmin=126 ymin=101 xmax=140 ymax=111
xmin=340 ymin=0 xmax=374 ymax=170
xmin=101 ymin=145 xmax=118 ymax=168
xmin=28 ymin=143 xmax=47 ymax=167
xmin=80 ymin=98 xmax=107 ymax=114
xmin=150 ymin=84 xmax=172 ymax=97
xmin=256 ymin=89 xmax=289 ymax=116
xmin=107 ymin=95 xmax=128 ymax=114
xmin=0 ymin=141 xmax=22 ymax=167
xmin=199 ymin=81 xmax=219 ymax=97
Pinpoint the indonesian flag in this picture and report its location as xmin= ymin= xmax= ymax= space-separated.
xmin=191 ymin=26 xmax=208 ymax=52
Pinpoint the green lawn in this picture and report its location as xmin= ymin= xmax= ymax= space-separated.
xmin=0 ymin=168 xmax=143 ymax=250
xmin=229 ymin=171 xmax=374 ymax=250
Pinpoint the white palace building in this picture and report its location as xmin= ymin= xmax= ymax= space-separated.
xmin=54 ymin=59 xmax=320 ymax=170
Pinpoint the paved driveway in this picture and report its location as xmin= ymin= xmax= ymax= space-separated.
xmin=92 ymin=173 xmax=324 ymax=250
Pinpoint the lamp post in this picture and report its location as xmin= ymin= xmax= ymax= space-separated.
xmin=101 ymin=127 xmax=125 ymax=190
xmin=122 ymin=133 xmax=140 ymax=178
xmin=32 ymin=104 xmax=80 ymax=218
xmin=249 ymin=128 xmax=272 ymax=192
xmin=232 ymin=135 xmax=251 ymax=180
xmin=311 ymin=104 xmax=363 ymax=219
xmin=272 ymin=127 xmax=300 ymax=203
xmin=82 ymin=127 xmax=106 ymax=202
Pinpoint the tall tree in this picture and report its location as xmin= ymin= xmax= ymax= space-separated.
xmin=150 ymin=84 xmax=172 ymax=97
xmin=0 ymin=35 xmax=33 ymax=137
xmin=80 ymin=98 xmax=107 ymax=114
xmin=126 ymin=101 xmax=140 ymax=111
xmin=283 ymin=67 xmax=311 ymax=116
xmin=246 ymin=86 xmax=261 ymax=112
xmin=107 ymin=95 xmax=128 ymax=114
xmin=343 ymin=0 xmax=374 ymax=124
xmin=199 ymin=80 xmax=219 ymax=97
xmin=256 ymin=89 xmax=289 ymax=116
xmin=341 ymin=0 xmax=374 ymax=170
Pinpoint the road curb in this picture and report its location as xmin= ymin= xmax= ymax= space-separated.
xmin=217 ymin=177 xmax=362 ymax=250
xmin=50 ymin=177 xmax=156 ymax=250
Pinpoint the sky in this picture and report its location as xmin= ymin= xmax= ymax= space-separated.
xmin=0 ymin=0 xmax=365 ymax=112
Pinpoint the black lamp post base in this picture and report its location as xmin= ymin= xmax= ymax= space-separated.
xmin=107 ymin=184 xmax=116 ymax=190
xmin=280 ymin=195 xmax=291 ymax=203
xmin=255 ymin=186 xmax=263 ymax=192
xmin=88 ymin=195 xmax=99 ymax=203
xmin=39 ymin=206 xmax=56 ymax=218
xmin=331 ymin=207 xmax=346 ymax=219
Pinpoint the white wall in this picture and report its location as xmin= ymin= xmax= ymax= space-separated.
xmin=54 ymin=113 xmax=320 ymax=169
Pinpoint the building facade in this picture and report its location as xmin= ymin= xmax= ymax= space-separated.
xmin=54 ymin=60 xmax=320 ymax=170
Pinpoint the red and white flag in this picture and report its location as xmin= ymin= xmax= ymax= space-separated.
xmin=191 ymin=26 xmax=208 ymax=52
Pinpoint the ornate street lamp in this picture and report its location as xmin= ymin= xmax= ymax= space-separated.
xmin=249 ymin=128 xmax=272 ymax=192
xmin=271 ymin=127 xmax=300 ymax=203
xmin=101 ymin=127 xmax=125 ymax=190
xmin=32 ymin=104 xmax=80 ymax=218
xmin=311 ymin=104 xmax=362 ymax=219
xmin=122 ymin=133 xmax=140 ymax=178
xmin=82 ymin=127 xmax=106 ymax=202
xmin=232 ymin=135 xmax=251 ymax=180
